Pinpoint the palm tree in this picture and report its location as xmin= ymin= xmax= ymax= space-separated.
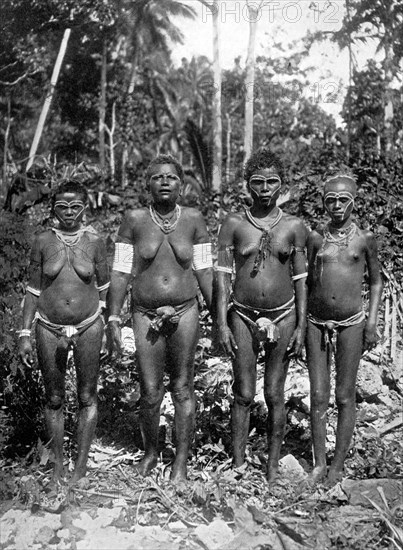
xmin=118 ymin=0 xmax=196 ymax=184
xmin=334 ymin=0 xmax=403 ymax=155
xmin=119 ymin=0 xmax=196 ymax=94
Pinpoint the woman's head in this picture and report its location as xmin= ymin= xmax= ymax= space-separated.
xmin=51 ymin=180 xmax=88 ymax=231
xmin=146 ymin=154 xmax=184 ymax=182
xmin=244 ymin=149 xmax=284 ymax=207
xmin=323 ymin=173 xmax=357 ymax=224
xmin=244 ymin=149 xmax=285 ymax=183
xmin=146 ymin=154 xmax=184 ymax=205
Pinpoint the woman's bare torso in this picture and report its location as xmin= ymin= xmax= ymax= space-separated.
xmin=37 ymin=231 xmax=100 ymax=324
xmin=232 ymin=213 xmax=296 ymax=309
xmin=308 ymin=226 xmax=367 ymax=321
xmin=128 ymin=208 xmax=199 ymax=308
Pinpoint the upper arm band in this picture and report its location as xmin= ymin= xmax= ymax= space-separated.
xmin=192 ymin=243 xmax=213 ymax=270
xmin=26 ymin=285 xmax=41 ymax=297
xmin=216 ymin=266 xmax=233 ymax=274
xmin=96 ymin=282 xmax=110 ymax=292
xmin=292 ymin=272 xmax=308 ymax=281
xmin=112 ymin=242 xmax=134 ymax=274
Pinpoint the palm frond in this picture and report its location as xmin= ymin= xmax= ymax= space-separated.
xmin=184 ymin=118 xmax=212 ymax=190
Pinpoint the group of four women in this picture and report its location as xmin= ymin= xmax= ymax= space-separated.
xmin=19 ymin=149 xmax=382 ymax=488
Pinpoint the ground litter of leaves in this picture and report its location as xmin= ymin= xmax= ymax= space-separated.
xmin=1 ymin=342 xmax=402 ymax=550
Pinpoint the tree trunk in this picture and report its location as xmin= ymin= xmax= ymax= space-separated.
xmin=99 ymin=38 xmax=107 ymax=179
xmin=345 ymin=0 xmax=352 ymax=162
xmin=104 ymin=101 xmax=116 ymax=184
xmin=243 ymin=1 xmax=261 ymax=162
xmin=26 ymin=28 xmax=71 ymax=172
xmin=121 ymin=52 xmax=139 ymax=187
xmin=226 ymin=112 xmax=231 ymax=184
xmin=3 ymin=96 xmax=11 ymax=193
xmin=211 ymin=0 xmax=222 ymax=193
xmin=383 ymin=41 xmax=394 ymax=154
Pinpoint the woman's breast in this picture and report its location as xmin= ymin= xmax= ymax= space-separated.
xmin=138 ymin=238 xmax=193 ymax=268
xmin=43 ymin=252 xmax=95 ymax=281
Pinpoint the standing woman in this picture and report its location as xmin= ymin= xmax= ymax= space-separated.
xmin=216 ymin=149 xmax=308 ymax=482
xmin=108 ymin=154 xmax=213 ymax=484
xmin=19 ymin=179 xmax=109 ymax=485
xmin=306 ymin=174 xmax=382 ymax=485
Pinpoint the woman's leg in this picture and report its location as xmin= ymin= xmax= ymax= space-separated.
xmin=166 ymin=303 xmax=199 ymax=483
xmin=328 ymin=321 xmax=364 ymax=484
xmin=229 ymin=310 xmax=259 ymax=468
xmin=306 ymin=320 xmax=331 ymax=482
xmin=306 ymin=321 xmax=330 ymax=481
xmin=71 ymin=317 xmax=103 ymax=483
xmin=132 ymin=311 xmax=166 ymax=476
xmin=36 ymin=324 xmax=68 ymax=482
xmin=263 ymin=312 xmax=296 ymax=482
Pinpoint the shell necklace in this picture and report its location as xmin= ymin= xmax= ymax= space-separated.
xmin=245 ymin=207 xmax=283 ymax=275
xmin=322 ymin=222 xmax=357 ymax=249
xmin=51 ymin=225 xmax=96 ymax=268
xmin=316 ymin=222 xmax=357 ymax=280
xmin=149 ymin=204 xmax=181 ymax=234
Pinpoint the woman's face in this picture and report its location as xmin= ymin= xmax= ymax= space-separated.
xmin=323 ymin=180 xmax=355 ymax=223
xmin=148 ymin=163 xmax=182 ymax=205
xmin=53 ymin=192 xmax=86 ymax=231
xmin=248 ymin=167 xmax=281 ymax=207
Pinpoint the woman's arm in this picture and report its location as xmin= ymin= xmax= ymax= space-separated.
xmin=192 ymin=210 xmax=214 ymax=313
xmin=288 ymin=220 xmax=308 ymax=356
xmin=107 ymin=213 xmax=136 ymax=352
xmin=94 ymin=237 xmax=110 ymax=309
xmin=364 ymin=231 xmax=383 ymax=350
xmin=216 ymin=215 xmax=237 ymax=357
xmin=19 ymin=236 xmax=42 ymax=366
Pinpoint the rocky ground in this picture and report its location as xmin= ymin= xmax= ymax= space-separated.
xmin=1 ymin=341 xmax=402 ymax=550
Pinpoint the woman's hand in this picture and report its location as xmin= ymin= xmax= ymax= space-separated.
xmin=363 ymin=322 xmax=378 ymax=351
xmin=218 ymin=323 xmax=238 ymax=359
xmin=19 ymin=337 xmax=34 ymax=367
xmin=287 ymin=325 xmax=305 ymax=358
xmin=107 ymin=321 xmax=123 ymax=355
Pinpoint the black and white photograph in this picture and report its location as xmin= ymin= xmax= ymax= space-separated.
xmin=1 ymin=1 xmax=402 ymax=548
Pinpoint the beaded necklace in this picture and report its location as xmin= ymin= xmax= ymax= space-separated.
xmin=51 ymin=225 xmax=96 ymax=268
xmin=245 ymin=207 xmax=283 ymax=275
xmin=149 ymin=204 xmax=181 ymax=234
xmin=322 ymin=222 xmax=357 ymax=249
xmin=315 ymin=222 xmax=357 ymax=280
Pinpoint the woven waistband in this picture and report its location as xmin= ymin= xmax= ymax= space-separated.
xmin=307 ymin=310 xmax=365 ymax=328
xmin=232 ymin=296 xmax=294 ymax=315
xmin=132 ymin=297 xmax=197 ymax=317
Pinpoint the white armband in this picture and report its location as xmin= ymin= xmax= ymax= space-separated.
xmin=192 ymin=243 xmax=213 ymax=270
xmin=112 ymin=242 xmax=134 ymax=274
xmin=96 ymin=282 xmax=110 ymax=292
xmin=292 ymin=272 xmax=308 ymax=281
xmin=26 ymin=285 xmax=41 ymax=297
xmin=216 ymin=265 xmax=233 ymax=274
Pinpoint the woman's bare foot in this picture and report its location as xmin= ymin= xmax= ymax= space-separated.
xmin=308 ymin=465 xmax=327 ymax=484
xmin=134 ymin=453 xmax=158 ymax=477
xmin=170 ymin=457 xmax=187 ymax=486
xmin=326 ymin=467 xmax=344 ymax=487
xmin=266 ymin=464 xmax=279 ymax=484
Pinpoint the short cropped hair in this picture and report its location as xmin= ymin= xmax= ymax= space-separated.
xmin=145 ymin=154 xmax=184 ymax=182
xmin=324 ymin=172 xmax=357 ymax=196
xmin=244 ymin=149 xmax=285 ymax=182
xmin=52 ymin=180 xmax=88 ymax=205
